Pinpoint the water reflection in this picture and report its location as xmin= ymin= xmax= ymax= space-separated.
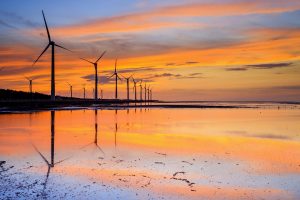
xmin=94 ymin=110 xmax=104 ymax=153
xmin=1 ymin=108 xmax=300 ymax=199
xmin=31 ymin=111 xmax=56 ymax=194
xmin=94 ymin=110 xmax=97 ymax=144
xmin=114 ymin=109 xmax=118 ymax=148
xmin=31 ymin=109 xmax=107 ymax=195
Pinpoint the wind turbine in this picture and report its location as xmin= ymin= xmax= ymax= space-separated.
xmin=33 ymin=10 xmax=72 ymax=101
xmin=80 ymin=51 xmax=106 ymax=100
xmin=32 ymin=110 xmax=71 ymax=195
xmin=24 ymin=76 xmax=34 ymax=94
xmin=82 ymin=84 xmax=86 ymax=99
xmin=147 ymin=85 xmax=151 ymax=102
xmin=132 ymin=77 xmax=137 ymax=101
xmin=67 ymin=82 xmax=73 ymax=98
xmin=139 ymin=80 xmax=143 ymax=101
xmin=121 ymin=74 xmax=133 ymax=101
xmin=108 ymin=59 xmax=121 ymax=99
xmin=144 ymin=83 xmax=147 ymax=102
xmin=92 ymin=109 xmax=104 ymax=153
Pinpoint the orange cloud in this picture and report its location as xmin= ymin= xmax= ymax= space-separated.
xmin=1 ymin=29 xmax=299 ymax=99
xmin=153 ymin=1 xmax=300 ymax=17
xmin=50 ymin=1 xmax=300 ymax=37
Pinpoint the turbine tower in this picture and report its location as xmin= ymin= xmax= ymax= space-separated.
xmin=121 ymin=74 xmax=133 ymax=101
xmin=139 ymin=80 xmax=143 ymax=101
xmin=144 ymin=83 xmax=147 ymax=102
xmin=147 ymin=86 xmax=151 ymax=102
xmin=132 ymin=77 xmax=137 ymax=101
xmin=33 ymin=10 xmax=72 ymax=101
xmin=94 ymin=110 xmax=98 ymax=144
xmin=109 ymin=59 xmax=121 ymax=99
xmin=82 ymin=84 xmax=86 ymax=99
xmin=67 ymin=82 xmax=73 ymax=98
xmin=80 ymin=51 xmax=106 ymax=100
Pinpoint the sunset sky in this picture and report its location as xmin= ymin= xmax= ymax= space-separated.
xmin=0 ymin=0 xmax=300 ymax=101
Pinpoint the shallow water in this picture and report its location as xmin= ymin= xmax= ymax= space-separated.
xmin=0 ymin=107 xmax=300 ymax=199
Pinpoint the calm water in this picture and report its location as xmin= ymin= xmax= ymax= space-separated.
xmin=1 ymin=106 xmax=300 ymax=199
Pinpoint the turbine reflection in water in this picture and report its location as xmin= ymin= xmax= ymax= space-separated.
xmin=1 ymin=107 xmax=300 ymax=199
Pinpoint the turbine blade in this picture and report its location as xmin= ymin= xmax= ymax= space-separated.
xmin=117 ymin=74 xmax=122 ymax=81
xmin=108 ymin=74 xmax=114 ymax=79
xmin=95 ymin=51 xmax=106 ymax=63
xmin=55 ymin=44 xmax=72 ymax=52
xmin=95 ymin=144 xmax=105 ymax=155
xmin=115 ymin=59 xmax=117 ymax=72
xmin=33 ymin=43 xmax=50 ymax=65
xmin=120 ymin=74 xmax=126 ymax=79
xmin=32 ymin=143 xmax=50 ymax=166
xmin=42 ymin=10 xmax=51 ymax=42
xmin=80 ymin=58 xmax=94 ymax=64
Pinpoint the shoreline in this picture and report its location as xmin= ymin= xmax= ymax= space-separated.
xmin=0 ymin=104 xmax=244 ymax=113
xmin=1 ymin=99 xmax=299 ymax=113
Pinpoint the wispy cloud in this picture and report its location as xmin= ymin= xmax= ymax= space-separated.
xmin=100 ymin=66 xmax=162 ymax=74
xmin=225 ymin=67 xmax=248 ymax=71
xmin=189 ymin=72 xmax=202 ymax=76
xmin=52 ymin=1 xmax=300 ymax=37
xmin=153 ymin=73 xmax=181 ymax=78
xmin=165 ymin=62 xmax=176 ymax=66
xmin=246 ymin=62 xmax=293 ymax=69
xmin=0 ymin=66 xmax=36 ymax=76
xmin=271 ymin=85 xmax=300 ymax=90
xmin=226 ymin=62 xmax=293 ymax=71
xmin=185 ymin=61 xmax=199 ymax=65
xmin=164 ymin=61 xmax=199 ymax=67
xmin=81 ymin=74 xmax=114 ymax=84
xmin=143 ymin=72 xmax=204 ymax=80
xmin=0 ymin=10 xmax=39 ymax=28
xmin=0 ymin=19 xmax=16 ymax=29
